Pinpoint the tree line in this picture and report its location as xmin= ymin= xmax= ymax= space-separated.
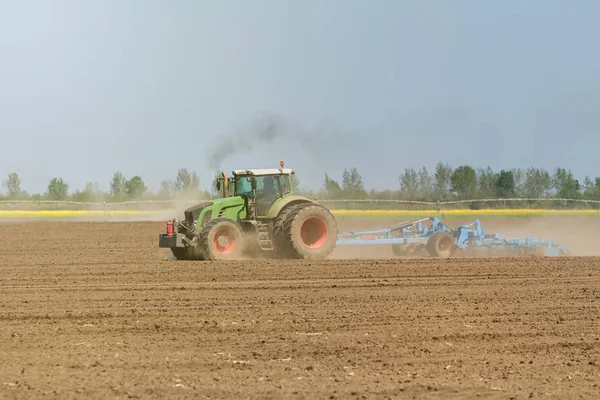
xmin=1 ymin=163 xmax=599 ymax=203
xmin=0 ymin=169 xmax=211 ymax=202
xmin=309 ymin=164 xmax=600 ymax=202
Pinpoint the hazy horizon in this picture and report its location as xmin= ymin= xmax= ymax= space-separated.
xmin=1 ymin=0 xmax=599 ymax=194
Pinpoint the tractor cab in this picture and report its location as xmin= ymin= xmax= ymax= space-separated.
xmin=225 ymin=165 xmax=294 ymax=218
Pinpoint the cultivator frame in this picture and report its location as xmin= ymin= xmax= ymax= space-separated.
xmin=336 ymin=217 xmax=447 ymax=244
xmin=335 ymin=217 xmax=568 ymax=257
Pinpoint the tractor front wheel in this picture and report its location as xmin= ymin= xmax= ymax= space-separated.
xmin=199 ymin=218 xmax=244 ymax=260
xmin=273 ymin=203 xmax=337 ymax=259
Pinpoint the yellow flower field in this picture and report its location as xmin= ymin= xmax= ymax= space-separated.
xmin=0 ymin=208 xmax=598 ymax=219
xmin=0 ymin=210 xmax=152 ymax=218
xmin=332 ymin=209 xmax=600 ymax=217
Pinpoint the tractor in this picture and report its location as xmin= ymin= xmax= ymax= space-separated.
xmin=158 ymin=162 xmax=338 ymax=260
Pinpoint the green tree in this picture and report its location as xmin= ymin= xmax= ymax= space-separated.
xmin=47 ymin=178 xmax=69 ymax=200
xmin=477 ymin=166 xmax=498 ymax=198
xmin=323 ymin=173 xmax=342 ymax=199
xmin=583 ymin=176 xmax=595 ymax=192
xmin=522 ymin=168 xmax=552 ymax=198
xmin=125 ymin=176 xmax=147 ymax=200
xmin=341 ymin=167 xmax=366 ymax=198
xmin=450 ymin=165 xmax=477 ymax=199
xmin=511 ymin=168 xmax=525 ymax=196
xmin=418 ymin=167 xmax=434 ymax=199
xmin=3 ymin=172 xmax=22 ymax=198
xmin=110 ymin=171 xmax=127 ymax=201
xmin=71 ymin=182 xmax=103 ymax=202
xmin=553 ymin=168 xmax=581 ymax=198
xmin=583 ymin=177 xmax=600 ymax=200
xmin=399 ymin=167 xmax=419 ymax=199
xmin=434 ymin=162 xmax=453 ymax=199
xmin=496 ymin=170 xmax=516 ymax=198
xmin=175 ymin=168 xmax=200 ymax=192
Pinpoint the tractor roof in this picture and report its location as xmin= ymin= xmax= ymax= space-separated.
xmin=232 ymin=168 xmax=295 ymax=176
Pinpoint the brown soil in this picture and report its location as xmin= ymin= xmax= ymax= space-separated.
xmin=1 ymin=221 xmax=599 ymax=399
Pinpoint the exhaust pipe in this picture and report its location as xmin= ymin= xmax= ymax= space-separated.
xmin=222 ymin=171 xmax=229 ymax=197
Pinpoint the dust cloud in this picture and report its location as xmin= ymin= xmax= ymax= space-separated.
xmin=482 ymin=215 xmax=600 ymax=257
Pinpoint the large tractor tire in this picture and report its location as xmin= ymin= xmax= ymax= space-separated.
xmin=171 ymin=246 xmax=205 ymax=260
xmin=273 ymin=203 xmax=337 ymax=260
xmin=426 ymin=231 xmax=456 ymax=258
xmin=199 ymin=218 xmax=244 ymax=260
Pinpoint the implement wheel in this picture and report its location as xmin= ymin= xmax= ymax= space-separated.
xmin=426 ymin=231 xmax=456 ymax=258
xmin=273 ymin=203 xmax=337 ymax=259
xmin=199 ymin=218 xmax=244 ymax=260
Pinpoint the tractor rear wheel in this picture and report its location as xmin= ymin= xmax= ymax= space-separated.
xmin=199 ymin=218 xmax=244 ymax=260
xmin=273 ymin=203 xmax=337 ymax=259
xmin=426 ymin=231 xmax=456 ymax=258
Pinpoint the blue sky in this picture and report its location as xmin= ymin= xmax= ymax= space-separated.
xmin=1 ymin=0 xmax=599 ymax=194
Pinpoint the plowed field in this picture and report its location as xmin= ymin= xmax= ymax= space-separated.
xmin=1 ymin=221 xmax=599 ymax=399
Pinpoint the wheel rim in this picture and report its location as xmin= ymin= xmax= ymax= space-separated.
xmin=213 ymin=228 xmax=236 ymax=254
xmin=300 ymin=217 xmax=328 ymax=248
xmin=438 ymin=236 xmax=454 ymax=256
xmin=439 ymin=236 xmax=453 ymax=251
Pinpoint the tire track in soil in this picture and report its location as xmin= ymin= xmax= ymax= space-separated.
xmin=0 ymin=221 xmax=599 ymax=399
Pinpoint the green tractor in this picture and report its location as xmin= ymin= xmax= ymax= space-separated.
xmin=158 ymin=162 xmax=338 ymax=260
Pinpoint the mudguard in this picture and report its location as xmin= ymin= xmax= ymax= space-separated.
xmin=267 ymin=196 xmax=316 ymax=218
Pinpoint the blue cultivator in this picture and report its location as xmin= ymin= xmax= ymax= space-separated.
xmin=452 ymin=220 xmax=568 ymax=257
xmin=335 ymin=217 xmax=568 ymax=258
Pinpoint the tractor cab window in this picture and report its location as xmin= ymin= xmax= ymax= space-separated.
xmin=257 ymin=175 xmax=291 ymax=197
xmin=234 ymin=177 xmax=252 ymax=196
xmin=274 ymin=175 xmax=291 ymax=195
xmin=234 ymin=175 xmax=291 ymax=197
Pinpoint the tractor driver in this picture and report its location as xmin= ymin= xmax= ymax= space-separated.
xmin=256 ymin=176 xmax=278 ymax=213
xmin=261 ymin=176 xmax=277 ymax=200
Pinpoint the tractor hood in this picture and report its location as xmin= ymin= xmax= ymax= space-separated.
xmin=192 ymin=196 xmax=247 ymax=230
xmin=183 ymin=201 xmax=213 ymax=226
